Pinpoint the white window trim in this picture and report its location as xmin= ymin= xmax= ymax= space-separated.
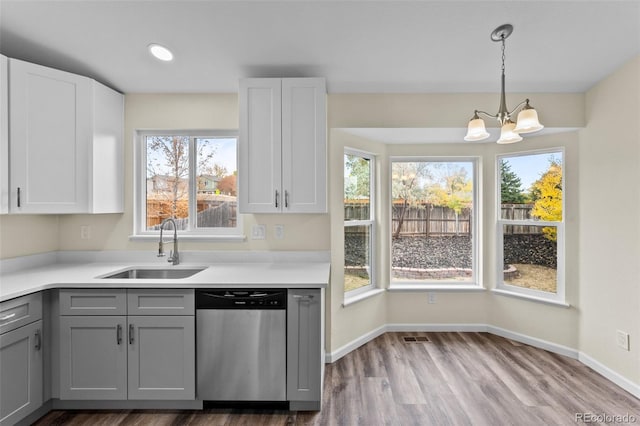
xmin=388 ymin=156 xmax=481 ymax=288
xmin=132 ymin=129 xmax=243 ymax=240
xmin=495 ymin=148 xmax=566 ymax=304
xmin=344 ymin=148 xmax=376 ymax=298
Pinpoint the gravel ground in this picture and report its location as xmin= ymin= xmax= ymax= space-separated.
xmin=392 ymin=235 xmax=472 ymax=269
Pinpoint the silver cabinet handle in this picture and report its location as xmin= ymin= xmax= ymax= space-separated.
xmin=129 ymin=324 xmax=134 ymax=344
xmin=34 ymin=329 xmax=41 ymax=350
xmin=0 ymin=313 xmax=16 ymax=321
xmin=285 ymin=190 xmax=289 ymax=208
xmin=116 ymin=324 xmax=122 ymax=345
xmin=17 ymin=187 xmax=21 ymax=208
xmin=275 ymin=190 xmax=280 ymax=208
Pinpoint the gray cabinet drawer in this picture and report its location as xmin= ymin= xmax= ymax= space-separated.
xmin=59 ymin=289 xmax=127 ymax=315
xmin=127 ymin=289 xmax=194 ymax=315
xmin=0 ymin=292 xmax=42 ymax=334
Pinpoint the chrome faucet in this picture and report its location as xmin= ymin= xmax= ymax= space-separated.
xmin=158 ymin=218 xmax=180 ymax=265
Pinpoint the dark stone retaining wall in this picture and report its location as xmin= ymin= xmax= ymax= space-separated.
xmin=346 ymin=233 xmax=557 ymax=271
xmin=503 ymin=234 xmax=557 ymax=269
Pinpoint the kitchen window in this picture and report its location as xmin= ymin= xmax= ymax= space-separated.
xmin=133 ymin=130 xmax=242 ymax=239
xmin=344 ymin=149 xmax=376 ymax=297
xmin=496 ymin=149 xmax=565 ymax=304
xmin=390 ymin=157 xmax=479 ymax=288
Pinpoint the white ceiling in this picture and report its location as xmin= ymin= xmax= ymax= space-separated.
xmin=1 ymin=1 xmax=639 ymax=95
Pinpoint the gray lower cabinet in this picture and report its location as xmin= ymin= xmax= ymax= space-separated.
xmin=287 ymin=289 xmax=323 ymax=409
xmin=0 ymin=320 xmax=43 ymax=425
xmin=127 ymin=315 xmax=195 ymax=400
xmin=58 ymin=289 xmax=195 ymax=401
xmin=59 ymin=316 xmax=127 ymax=400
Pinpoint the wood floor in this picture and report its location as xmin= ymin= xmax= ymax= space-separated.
xmin=34 ymin=332 xmax=640 ymax=426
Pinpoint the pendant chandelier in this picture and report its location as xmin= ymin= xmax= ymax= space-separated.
xmin=464 ymin=24 xmax=544 ymax=144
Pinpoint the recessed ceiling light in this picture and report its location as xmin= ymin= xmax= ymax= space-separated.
xmin=148 ymin=43 xmax=174 ymax=61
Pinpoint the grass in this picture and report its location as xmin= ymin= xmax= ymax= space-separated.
xmin=505 ymin=263 xmax=557 ymax=293
xmin=344 ymin=271 xmax=370 ymax=292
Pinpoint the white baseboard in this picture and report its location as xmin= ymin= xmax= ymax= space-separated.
xmin=579 ymin=352 xmax=640 ymax=399
xmin=325 ymin=323 xmax=639 ymax=399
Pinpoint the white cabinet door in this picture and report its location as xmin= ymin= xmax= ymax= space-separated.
xmin=127 ymin=316 xmax=195 ymax=400
xmin=9 ymin=58 xmax=92 ymax=213
xmin=239 ymin=78 xmax=326 ymax=214
xmin=0 ymin=54 xmax=8 ymax=214
xmin=239 ymin=78 xmax=282 ymax=213
xmin=0 ymin=320 xmax=43 ymax=426
xmin=282 ymin=78 xmax=327 ymax=213
xmin=59 ymin=316 xmax=127 ymax=400
xmin=287 ymin=289 xmax=322 ymax=407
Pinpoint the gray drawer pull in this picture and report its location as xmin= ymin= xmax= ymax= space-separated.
xmin=293 ymin=294 xmax=315 ymax=300
xmin=129 ymin=324 xmax=134 ymax=344
xmin=116 ymin=324 xmax=122 ymax=345
xmin=34 ymin=329 xmax=41 ymax=350
xmin=0 ymin=313 xmax=16 ymax=321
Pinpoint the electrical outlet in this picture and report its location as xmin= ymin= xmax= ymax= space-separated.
xmin=274 ymin=224 xmax=284 ymax=240
xmin=80 ymin=225 xmax=91 ymax=240
xmin=616 ymin=330 xmax=630 ymax=351
xmin=251 ymin=224 xmax=266 ymax=240
xmin=428 ymin=292 xmax=437 ymax=304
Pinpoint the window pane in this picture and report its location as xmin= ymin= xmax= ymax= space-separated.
xmin=145 ymin=136 xmax=189 ymax=230
xmin=344 ymin=225 xmax=371 ymax=292
xmin=503 ymin=224 xmax=557 ymax=293
xmin=391 ymin=161 xmax=474 ymax=282
xmin=499 ymin=152 xmax=563 ymax=221
xmin=344 ymin=154 xmax=371 ymax=221
xmin=196 ymin=137 xmax=237 ymax=228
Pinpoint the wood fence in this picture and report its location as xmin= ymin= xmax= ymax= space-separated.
xmin=149 ymin=201 xmax=237 ymax=230
xmin=345 ymin=202 xmax=540 ymax=236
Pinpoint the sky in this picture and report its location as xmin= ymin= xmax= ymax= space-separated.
xmin=502 ymin=151 xmax=562 ymax=191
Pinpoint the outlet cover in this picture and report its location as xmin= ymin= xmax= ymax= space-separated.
xmin=616 ymin=330 xmax=630 ymax=351
xmin=251 ymin=224 xmax=266 ymax=240
xmin=274 ymin=224 xmax=284 ymax=240
xmin=80 ymin=225 xmax=91 ymax=240
xmin=428 ymin=292 xmax=437 ymax=304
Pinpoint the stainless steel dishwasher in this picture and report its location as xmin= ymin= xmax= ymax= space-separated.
xmin=196 ymin=289 xmax=287 ymax=402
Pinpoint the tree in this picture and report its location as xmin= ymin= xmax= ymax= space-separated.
xmin=391 ymin=162 xmax=431 ymax=238
xmin=146 ymin=136 xmax=216 ymax=225
xmin=500 ymin=160 xmax=527 ymax=203
xmin=217 ymin=174 xmax=237 ymax=196
xmin=531 ymin=160 xmax=562 ymax=241
xmin=427 ymin=163 xmax=473 ymax=234
xmin=344 ymin=154 xmax=370 ymax=200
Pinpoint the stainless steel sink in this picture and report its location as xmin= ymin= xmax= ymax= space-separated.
xmin=101 ymin=267 xmax=207 ymax=279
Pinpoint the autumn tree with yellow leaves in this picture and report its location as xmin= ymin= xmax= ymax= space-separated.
xmin=530 ymin=159 xmax=563 ymax=241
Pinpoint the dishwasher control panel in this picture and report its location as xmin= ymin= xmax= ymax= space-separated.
xmin=195 ymin=289 xmax=287 ymax=309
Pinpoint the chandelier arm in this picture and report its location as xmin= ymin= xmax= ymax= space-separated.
xmin=474 ymin=110 xmax=498 ymax=120
xmin=507 ymin=99 xmax=530 ymax=116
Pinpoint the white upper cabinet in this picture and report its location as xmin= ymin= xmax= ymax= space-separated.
xmin=239 ymin=78 xmax=327 ymax=214
xmin=8 ymin=58 xmax=123 ymax=214
xmin=0 ymin=55 xmax=8 ymax=214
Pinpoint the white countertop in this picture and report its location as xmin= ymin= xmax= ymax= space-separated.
xmin=0 ymin=251 xmax=331 ymax=302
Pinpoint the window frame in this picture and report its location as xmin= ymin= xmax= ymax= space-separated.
xmin=389 ymin=156 xmax=481 ymax=289
xmin=344 ymin=148 xmax=376 ymax=298
xmin=133 ymin=129 xmax=242 ymax=240
xmin=495 ymin=148 xmax=566 ymax=304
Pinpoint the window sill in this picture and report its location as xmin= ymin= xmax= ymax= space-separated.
xmin=343 ymin=288 xmax=385 ymax=307
xmin=129 ymin=234 xmax=247 ymax=243
xmin=491 ymin=288 xmax=570 ymax=308
xmin=388 ymin=283 xmax=486 ymax=292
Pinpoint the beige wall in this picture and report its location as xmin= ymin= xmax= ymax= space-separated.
xmin=579 ymin=55 xmax=640 ymax=384
xmin=1 ymin=62 xmax=637 ymax=387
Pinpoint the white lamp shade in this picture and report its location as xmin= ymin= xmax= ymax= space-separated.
xmin=497 ymin=121 xmax=523 ymax=144
xmin=464 ymin=118 xmax=490 ymax=141
xmin=514 ymin=108 xmax=544 ymax=134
